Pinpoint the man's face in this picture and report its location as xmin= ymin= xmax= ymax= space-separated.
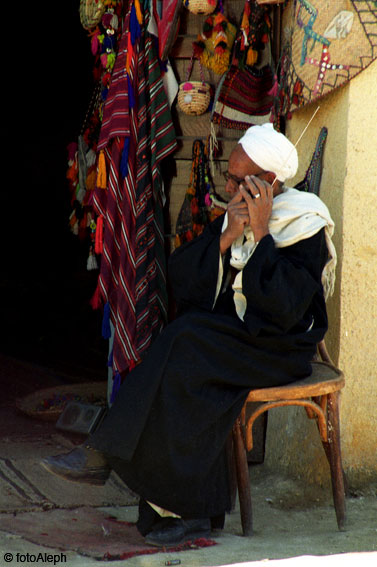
xmin=224 ymin=145 xmax=279 ymax=200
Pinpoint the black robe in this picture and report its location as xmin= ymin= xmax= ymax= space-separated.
xmin=90 ymin=214 xmax=328 ymax=520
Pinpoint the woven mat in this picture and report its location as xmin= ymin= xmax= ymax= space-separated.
xmin=280 ymin=0 xmax=377 ymax=114
xmin=0 ymin=507 xmax=217 ymax=561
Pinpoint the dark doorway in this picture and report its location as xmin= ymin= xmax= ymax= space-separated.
xmin=1 ymin=2 xmax=108 ymax=383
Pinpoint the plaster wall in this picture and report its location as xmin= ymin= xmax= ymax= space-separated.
xmin=337 ymin=59 xmax=377 ymax=484
xmin=264 ymin=59 xmax=377 ymax=489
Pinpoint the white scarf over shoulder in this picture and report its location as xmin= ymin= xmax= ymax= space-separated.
xmin=217 ymin=187 xmax=337 ymax=321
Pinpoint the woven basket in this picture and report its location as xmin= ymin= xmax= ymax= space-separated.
xmin=184 ymin=0 xmax=217 ymax=16
xmin=16 ymin=382 xmax=107 ymax=422
xmin=178 ymin=81 xmax=211 ymax=115
xmin=177 ymin=55 xmax=211 ymax=115
xmin=80 ymin=0 xmax=106 ymax=30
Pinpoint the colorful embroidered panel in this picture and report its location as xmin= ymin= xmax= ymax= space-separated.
xmin=279 ymin=0 xmax=377 ymax=116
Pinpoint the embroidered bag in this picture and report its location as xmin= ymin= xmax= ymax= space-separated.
xmin=211 ymin=0 xmax=274 ymax=129
xmin=211 ymin=63 xmax=274 ymax=130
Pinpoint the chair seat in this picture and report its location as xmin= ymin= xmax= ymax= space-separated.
xmin=245 ymin=362 xmax=344 ymax=403
xmin=232 ymin=342 xmax=346 ymax=536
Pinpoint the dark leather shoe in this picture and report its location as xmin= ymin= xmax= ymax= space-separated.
xmin=145 ymin=517 xmax=211 ymax=547
xmin=40 ymin=446 xmax=111 ymax=485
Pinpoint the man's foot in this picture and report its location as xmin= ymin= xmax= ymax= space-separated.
xmin=40 ymin=446 xmax=111 ymax=485
xmin=145 ymin=517 xmax=211 ymax=547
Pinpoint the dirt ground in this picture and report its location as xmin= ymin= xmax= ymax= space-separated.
xmin=1 ymin=472 xmax=376 ymax=567
xmin=0 ymin=353 xmax=376 ymax=567
xmin=106 ymin=468 xmax=377 ymax=567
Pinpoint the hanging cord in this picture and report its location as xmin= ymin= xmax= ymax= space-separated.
xmin=208 ymin=122 xmax=219 ymax=177
xmin=80 ymin=81 xmax=102 ymax=136
xmin=190 ymin=140 xmax=211 ymax=230
xmin=185 ymin=52 xmax=206 ymax=84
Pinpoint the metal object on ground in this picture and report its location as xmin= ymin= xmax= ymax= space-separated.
xmin=56 ymin=402 xmax=106 ymax=434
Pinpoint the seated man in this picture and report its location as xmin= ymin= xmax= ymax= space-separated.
xmin=41 ymin=124 xmax=336 ymax=546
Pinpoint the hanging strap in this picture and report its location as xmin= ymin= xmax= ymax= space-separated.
xmin=185 ymin=53 xmax=206 ymax=83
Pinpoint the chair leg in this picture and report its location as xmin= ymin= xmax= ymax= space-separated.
xmin=226 ymin=434 xmax=237 ymax=511
xmin=232 ymin=417 xmax=253 ymax=536
xmin=323 ymin=391 xmax=346 ymax=530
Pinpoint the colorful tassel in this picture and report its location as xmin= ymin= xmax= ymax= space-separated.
xmin=110 ymin=13 xmax=118 ymax=30
xmin=101 ymin=87 xmax=109 ymax=101
xmin=110 ymin=372 xmax=122 ymax=404
xmin=134 ymin=0 xmax=143 ymax=25
xmin=102 ymin=302 xmax=112 ymax=339
xmin=86 ymin=169 xmax=97 ymax=191
xmin=90 ymin=282 xmax=102 ymax=310
xmin=95 ymin=215 xmax=104 ymax=254
xmin=87 ymin=248 xmax=98 ymax=271
xmin=246 ymin=47 xmax=258 ymax=66
xmin=106 ymin=52 xmax=116 ymax=70
xmin=130 ymin=4 xmax=141 ymax=45
xmin=66 ymin=162 xmax=78 ymax=183
xmin=191 ymin=200 xmax=199 ymax=215
xmin=193 ymin=42 xmax=205 ymax=58
xmin=96 ymin=150 xmax=107 ymax=189
xmin=203 ymin=18 xmax=213 ymax=37
xmin=107 ymin=348 xmax=113 ymax=368
xmin=267 ymin=75 xmax=280 ymax=97
xmin=193 ymin=12 xmax=237 ymax=76
xmin=126 ymin=32 xmax=133 ymax=74
xmin=67 ymin=142 xmax=78 ymax=162
xmin=127 ymin=74 xmax=135 ymax=108
xmin=103 ymin=35 xmax=115 ymax=50
xmin=90 ymin=30 xmax=100 ymax=55
xmin=102 ymin=12 xmax=113 ymax=28
xmin=102 ymin=71 xmax=112 ymax=86
xmin=120 ymin=137 xmax=130 ymax=178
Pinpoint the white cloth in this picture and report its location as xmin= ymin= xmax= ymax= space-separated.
xmin=162 ymin=61 xmax=179 ymax=108
xmin=147 ymin=501 xmax=181 ymax=518
xmin=239 ymin=123 xmax=298 ymax=182
xmin=216 ymin=188 xmax=337 ymax=321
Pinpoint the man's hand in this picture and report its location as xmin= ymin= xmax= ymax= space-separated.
xmin=219 ymin=175 xmax=274 ymax=254
xmin=240 ymin=175 xmax=273 ymax=242
xmin=219 ymin=191 xmax=250 ymax=254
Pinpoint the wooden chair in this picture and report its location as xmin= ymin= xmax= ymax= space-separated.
xmin=231 ymin=339 xmax=346 ymax=536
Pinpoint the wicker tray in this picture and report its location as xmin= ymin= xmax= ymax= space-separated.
xmin=16 ymin=382 xmax=107 ymax=422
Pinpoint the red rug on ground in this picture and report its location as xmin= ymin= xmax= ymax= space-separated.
xmin=0 ymin=507 xmax=217 ymax=561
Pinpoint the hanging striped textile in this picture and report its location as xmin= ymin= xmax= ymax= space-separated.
xmin=93 ymin=4 xmax=177 ymax=385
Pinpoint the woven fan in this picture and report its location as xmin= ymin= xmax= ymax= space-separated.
xmin=279 ymin=0 xmax=377 ymax=116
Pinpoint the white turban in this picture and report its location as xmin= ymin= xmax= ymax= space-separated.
xmin=238 ymin=123 xmax=298 ymax=182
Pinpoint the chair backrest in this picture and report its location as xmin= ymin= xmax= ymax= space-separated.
xmin=295 ymin=127 xmax=328 ymax=196
xmin=314 ymin=339 xmax=334 ymax=366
